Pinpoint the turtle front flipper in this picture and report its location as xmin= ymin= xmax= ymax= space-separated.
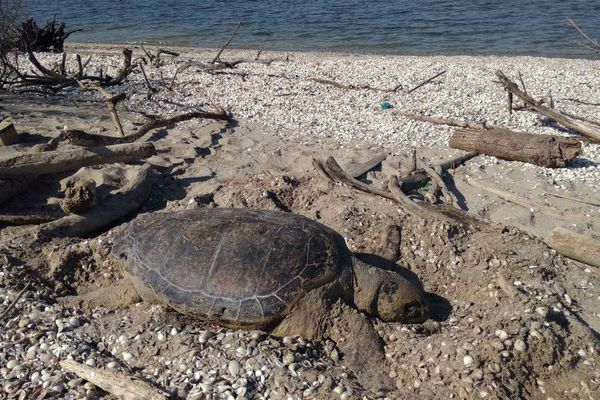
xmin=326 ymin=301 xmax=395 ymax=394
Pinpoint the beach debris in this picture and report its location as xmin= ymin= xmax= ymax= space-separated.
xmin=0 ymin=213 xmax=59 ymax=227
xmin=449 ymin=127 xmax=582 ymax=168
xmin=407 ymin=70 xmax=446 ymax=94
xmin=380 ymin=101 xmax=393 ymax=109
xmin=394 ymin=111 xmax=491 ymax=130
xmin=64 ymin=109 xmax=232 ymax=146
xmin=496 ymin=70 xmax=600 ymax=142
xmin=0 ymin=46 xmax=135 ymax=94
xmin=77 ymin=81 xmax=127 ymax=137
xmin=309 ymin=76 xmax=403 ymax=93
xmin=38 ymin=163 xmax=153 ymax=238
xmin=345 ymin=152 xmax=389 ymax=178
xmin=212 ymin=22 xmax=242 ymax=64
xmin=465 ymin=178 xmax=584 ymax=223
xmin=60 ymin=177 xmax=96 ymax=215
xmin=313 ymin=155 xmax=477 ymax=225
xmin=140 ymin=43 xmax=179 ymax=67
xmin=7 ymin=18 xmax=81 ymax=53
xmin=422 ymin=164 xmax=453 ymax=205
xmin=0 ymin=142 xmax=155 ymax=179
xmin=565 ymin=18 xmax=600 ymax=55
xmin=0 ymin=116 xmax=19 ymax=146
xmin=64 ymin=207 xmax=428 ymax=393
xmin=544 ymin=227 xmax=600 ymax=268
xmin=60 ymin=359 xmax=167 ymax=400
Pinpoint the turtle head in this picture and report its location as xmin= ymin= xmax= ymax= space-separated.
xmin=376 ymin=276 xmax=429 ymax=324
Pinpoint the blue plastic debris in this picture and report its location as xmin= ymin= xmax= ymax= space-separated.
xmin=380 ymin=101 xmax=393 ymax=110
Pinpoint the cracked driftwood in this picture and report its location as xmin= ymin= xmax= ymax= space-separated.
xmin=0 ymin=142 xmax=155 ymax=179
xmin=60 ymin=359 xmax=167 ymax=400
xmin=496 ymin=70 xmax=600 ymax=142
xmin=545 ymin=227 xmax=600 ymax=268
xmin=449 ymin=128 xmax=582 ymax=168
xmin=39 ymin=163 xmax=153 ymax=238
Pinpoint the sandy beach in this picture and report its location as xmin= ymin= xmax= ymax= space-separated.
xmin=1 ymin=44 xmax=599 ymax=399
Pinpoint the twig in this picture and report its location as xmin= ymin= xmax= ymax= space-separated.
xmin=542 ymin=191 xmax=600 ymax=207
xmin=309 ymin=77 xmax=400 ymax=93
xmin=565 ymin=18 xmax=600 ymax=53
xmin=562 ymin=98 xmax=600 ymax=107
xmin=0 ymin=283 xmax=31 ymax=322
xmin=393 ymin=111 xmax=490 ymax=130
xmin=60 ymin=359 xmax=167 ymax=400
xmin=138 ymin=63 xmax=157 ymax=97
xmin=212 ymin=22 xmax=242 ymax=64
xmin=466 ymin=178 xmax=582 ymax=222
xmin=407 ymin=70 xmax=446 ymax=94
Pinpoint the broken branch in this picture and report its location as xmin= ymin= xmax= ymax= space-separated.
xmin=495 ymin=70 xmax=600 ymax=142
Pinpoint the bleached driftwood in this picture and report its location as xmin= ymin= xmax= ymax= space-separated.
xmin=0 ymin=142 xmax=155 ymax=178
xmin=38 ymin=164 xmax=153 ymax=238
xmin=545 ymin=227 xmax=600 ymax=268
xmin=60 ymin=359 xmax=166 ymax=400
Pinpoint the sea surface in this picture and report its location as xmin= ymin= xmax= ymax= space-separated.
xmin=23 ymin=0 xmax=600 ymax=57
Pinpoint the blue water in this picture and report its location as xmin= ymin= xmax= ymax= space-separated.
xmin=23 ymin=0 xmax=600 ymax=57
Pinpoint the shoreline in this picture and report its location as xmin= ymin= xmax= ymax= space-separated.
xmin=65 ymin=42 xmax=600 ymax=62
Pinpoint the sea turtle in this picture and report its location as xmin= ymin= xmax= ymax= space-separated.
xmin=67 ymin=208 xmax=428 ymax=392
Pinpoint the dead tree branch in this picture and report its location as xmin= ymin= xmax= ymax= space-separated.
xmin=212 ymin=22 xmax=241 ymax=64
xmin=565 ymin=18 xmax=600 ymax=54
xmin=407 ymin=70 xmax=446 ymax=94
xmin=64 ymin=109 xmax=232 ymax=146
xmin=496 ymin=70 xmax=600 ymax=142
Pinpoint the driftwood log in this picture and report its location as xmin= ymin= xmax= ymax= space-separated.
xmin=60 ymin=359 xmax=166 ymax=400
xmin=39 ymin=163 xmax=153 ymax=238
xmin=0 ymin=142 xmax=155 ymax=178
xmin=545 ymin=227 xmax=600 ymax=268
xmin=449 ymin=128 xmax=581 ymax=168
